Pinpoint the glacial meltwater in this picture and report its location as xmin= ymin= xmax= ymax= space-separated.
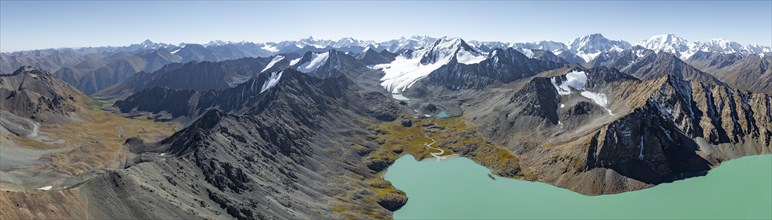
xmin=383 ymin=154 xmax=772 ymax=219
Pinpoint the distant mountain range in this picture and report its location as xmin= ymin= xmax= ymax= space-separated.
xmin=2 ymin=34 xmax=768 ymax=95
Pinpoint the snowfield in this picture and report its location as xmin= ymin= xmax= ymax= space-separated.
xmin=376 ymin=55 xmax=447 ymax=93
xmin=551 ymin=70 xmax=613 ymax=114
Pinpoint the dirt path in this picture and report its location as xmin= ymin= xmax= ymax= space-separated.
xmin=423 ymin=119 xmax=446 ymax=161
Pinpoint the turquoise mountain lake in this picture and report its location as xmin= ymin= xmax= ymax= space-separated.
xmin=383 ymin=154 xmax=772 ymax=219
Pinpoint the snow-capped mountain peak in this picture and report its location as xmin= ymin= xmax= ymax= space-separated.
xmin=331 ymin=37 xmax=376 ymax=48
xmin=378 ymin=36 xmax=438 ymax=53
xmin=681 ymin=38 xmax=750 ymax=59
xmin=635 ymin=34 xmax=771 ymax=59
xmin=375 ymin=37 xmax=487 ymax=93
xmin=639 ymin=34 xmax=689 ymax=52
xmin=128 ymin=39 xmax=174 ymax=50
xmin=702 ymin=38 xmax=746 ymax=53
xmin=140 ymin=39 xmax=155 ymax=47
xmin=513 ymin=41 xmax=568 ymax=53
xmin=205 ymin=40 xmax=230 ymax=47
xmin=291 ymin=51 xmax=331 ymax=73
xmin=419 ymin=37 xmax=485 ymax=65
xmin=637 ymin=34 xmax=691 ymax=59
xmin=569 ymin=33 xmax=632 ymax=62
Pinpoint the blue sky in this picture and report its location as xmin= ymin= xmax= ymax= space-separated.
xmin=1 ymin=1 xmax=770 ymax=52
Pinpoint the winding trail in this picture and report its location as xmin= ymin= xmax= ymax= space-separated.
xmin=423 ymin=119 xmax=446 ymax=161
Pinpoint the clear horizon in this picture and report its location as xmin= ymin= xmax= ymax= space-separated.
xmin=1 ymin=1 xmax=770 ymax=52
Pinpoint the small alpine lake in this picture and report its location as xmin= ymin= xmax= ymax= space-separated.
xmin=383 ymin=154 xmax=772 ymax=219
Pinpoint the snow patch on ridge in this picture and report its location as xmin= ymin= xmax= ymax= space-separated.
xmin=551 ymin=70 xmax=588 ymax=94
xmin=580 ymin=91 xmax=609 ymax=106
xmin=296 ymin=52 xmax=330 ymax=73
xmin=576 ymin=51 xmax=602 ymax=63
xmin=261 ymin=55 xmax=284 ymax=73
xmin=289 ymin=58 xmax=301 ymax=66
xmin=520 ymin=48 xmax=535 ymax=58
xmin=260 ymin=71 xmax=282 ymax=93
xmin=456 ymin=48 xmax=486 ymax=64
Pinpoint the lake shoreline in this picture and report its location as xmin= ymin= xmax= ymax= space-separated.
xmin=385 ymin=154 xmax=772 ymax=219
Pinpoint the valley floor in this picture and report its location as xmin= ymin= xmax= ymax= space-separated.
xmin=0 ymin=101 xmax=177 ymax=191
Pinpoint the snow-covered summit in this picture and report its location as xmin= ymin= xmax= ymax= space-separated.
xmin=636 ymin=34 xmax=771 ymax=59
xmin=569 ymin=33 xmax=632 ymax=62
xmin=687 ymin=39 xmax=750 ymax=56
xmin=128 ymin=39 xmax=174 ymax=50
xmin=377 ymin=36 xmax=438 ymax=53
xmin=332 ymin=37 xmax=377 ymax=48
xmin=419 ymin=37 xmax=485 ymax=65
xmin=291 ymin=51 xmax=331 ymax=73
xmin=638 ymin=34 xmax=690 ymax=58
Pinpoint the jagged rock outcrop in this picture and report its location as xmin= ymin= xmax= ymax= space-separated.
xmin=359 ymin=48 xmax=397 ymax=65
xmin=529 ymin=49 xmax=569 ymax=64
xmin=289 ymin=50 xmax=368 ymax=79
xmin=376 ymin=191 xmax=408 ymax=211
xmin=588 ymin=47 xmax=725 ymax=86
xmin=424 ymin=48 xmax=565 ymax=90
xmin=625 ymin=52 xmax=725 ymax=85
xmin=115 ymin=69 xmax=397 ymax=122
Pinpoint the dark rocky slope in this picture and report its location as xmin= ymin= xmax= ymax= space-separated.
xmin=0 ymin=49 xmax=88 ymax=75
xmin=359 ymin=48 xmax=397 ymax=65
xmin=587 ymin=47 xmax=725 ymax=86
xmin=52 ymin=49 xmax=180 ymax=94
xmin=423 ymin=48 xmax=565 ymax=91
xmin=0 ymin=66 xmax=92 ymax=123
xmin=95 ymin=57 xmax=275 ymax=99
xmin=688 ymin=52 xmax=772 ymax=94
